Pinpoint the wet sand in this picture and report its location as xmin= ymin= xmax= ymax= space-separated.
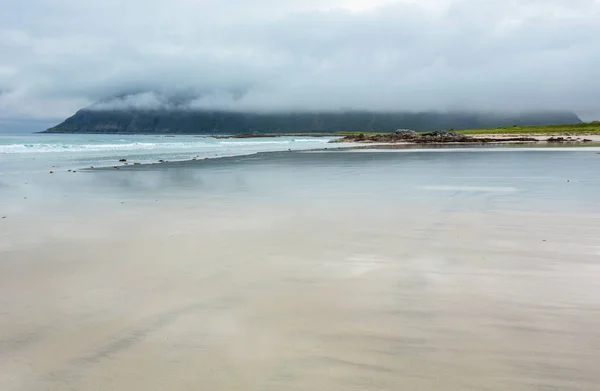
xmin=2 ymin=149 xmax=600 ymax=390
xmin=2 ymin=203 xmax=600 ymax=391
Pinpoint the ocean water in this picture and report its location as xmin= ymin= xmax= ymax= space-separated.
xmin=0 ymin=133 xmax=336 ymax=174
xmin=2 ymin=136 xmax=600 ymax=391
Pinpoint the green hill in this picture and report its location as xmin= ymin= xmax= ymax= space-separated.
xmin=43 ymin=107 xmax=582 ymax=134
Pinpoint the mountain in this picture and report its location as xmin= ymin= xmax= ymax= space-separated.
xmin=43 ymin=108 xmax=581 ymax=134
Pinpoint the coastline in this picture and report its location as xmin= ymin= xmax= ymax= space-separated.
xmin=88 ymin=135 xmax=600 ymax=171
xmin=331 ymin=130 xmax=600 ymax=145
xmin=5 ymin=131 xmax=600 ymax=175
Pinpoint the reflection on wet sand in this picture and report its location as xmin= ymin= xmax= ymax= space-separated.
xmin=2 ymin=202 xmax=599 ymax=391
xmin=2 ymin=149 xmax=600 ymax=390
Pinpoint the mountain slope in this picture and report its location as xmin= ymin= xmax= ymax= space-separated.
xmin=43 ymin=108 xmax=581 ymax=134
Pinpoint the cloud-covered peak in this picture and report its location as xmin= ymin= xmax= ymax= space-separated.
xmin=1 ymin=0 xmax=600 ymax=120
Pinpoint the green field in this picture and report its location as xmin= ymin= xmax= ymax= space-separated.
xmin=458 ymin=122 xmax=600 ymax=135
xmin=253 ymin=122 xmax=600 ymax=137
xmin=319 ymin=122 xmax=600 ymax=136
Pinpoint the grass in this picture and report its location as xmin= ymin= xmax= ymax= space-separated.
xmin=458 ymin=122 xmax=600 ymax=135
xmin=258 ymin=122 xmax=600 ymax=136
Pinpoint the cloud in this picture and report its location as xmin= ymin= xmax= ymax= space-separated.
xmin=91 ymin=92 xmax=171 ymax=111
xmin=1 ymin=0 xmax=600 ymax=119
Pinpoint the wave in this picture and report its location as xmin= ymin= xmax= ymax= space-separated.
xmin=0 ymin=142 xmax=220 ymax=153
xmin=0 ymin=137 xmax=331 ymax=154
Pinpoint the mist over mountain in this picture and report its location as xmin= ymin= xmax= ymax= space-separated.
xmin=3 ymin=1 xmax=600 ymax=123
xmin=44 ymin=93 xmax=581 ymax=134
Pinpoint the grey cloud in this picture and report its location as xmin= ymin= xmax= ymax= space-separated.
xmin=1 ymin=0 xmax=599 ymax=119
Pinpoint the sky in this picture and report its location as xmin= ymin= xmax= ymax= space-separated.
xmin=1 ymin=0 xmax=599 ymax=122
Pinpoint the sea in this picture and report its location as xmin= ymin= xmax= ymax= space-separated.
xmin=0 ymin=132 xmax=336 ymax=174
xmin=2 ymin=131 xmax=600 ymax=390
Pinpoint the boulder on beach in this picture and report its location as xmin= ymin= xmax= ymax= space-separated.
xmin=394 ymin=129 xmax=418 ymax=138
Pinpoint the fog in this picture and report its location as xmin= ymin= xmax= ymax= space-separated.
xmin=1 ymin=0 xmax=599 ymax=120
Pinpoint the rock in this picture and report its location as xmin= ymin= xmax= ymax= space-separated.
xmin=394 ymin=129 xmax=418 ymax=138
xmin=334 ymin=132 xmax=538 ymax=144
xmin=547 ymin=137 xmax=566 ymax=142
xmin=421 ymin=130 xmax=469 ymax=141
xmin=133 ymin=162 xmax=141 ymax=165
xmin=119 ymin=159 xmax=127 ymax=162
xmin=583 ymin=139 xmax=592 ymax=142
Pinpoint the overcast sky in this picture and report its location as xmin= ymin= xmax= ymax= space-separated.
xmin=1 ymin=0 xmax=599 ymax=121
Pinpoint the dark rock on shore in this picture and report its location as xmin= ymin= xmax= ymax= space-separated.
xmin=547 ymin=136 xmax=594 ymax=143
xmin=333 ymin=131 xmax=538 ymax=144
xmin=394 ymin=129 xmax=418 ymax=138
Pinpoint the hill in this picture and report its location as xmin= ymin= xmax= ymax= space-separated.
xmin=43 ymin=108 xmax=581 ymax=134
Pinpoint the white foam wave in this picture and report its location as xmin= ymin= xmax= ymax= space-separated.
xmin=0 ymin=137 xmax=331 ymax=154
xmin=0 ymin=141 xmax=224 ymax=153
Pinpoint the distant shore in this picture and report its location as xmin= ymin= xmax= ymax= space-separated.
xmin=212 ymin=122 xmax=600 ymax=143
xmin=333 ymin=131 xmax=600 ymax=145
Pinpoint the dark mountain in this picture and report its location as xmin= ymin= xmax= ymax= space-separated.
xmin=43 ymin=108 xmax=581 ymax=134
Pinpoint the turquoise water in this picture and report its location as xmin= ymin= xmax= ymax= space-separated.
xmin=0 ymin=133 xmax=335 ymax=174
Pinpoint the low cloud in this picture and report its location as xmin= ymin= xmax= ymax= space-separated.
xmin=91 ymin=92 xmax=171 ymax=111
xmin=1 ymin=0 xmax=600 ymax=120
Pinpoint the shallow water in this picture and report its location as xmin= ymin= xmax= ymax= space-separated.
xmin=0 ymin=133 xmax=335 ymax=173
xmin=1 ymin=146 xmax=600 ymax=391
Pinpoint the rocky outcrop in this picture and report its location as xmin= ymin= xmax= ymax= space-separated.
xmin=333 ymin=131 xmax=538 ymax=144
xmin=546 ymin=136 xmax=592 ymax=143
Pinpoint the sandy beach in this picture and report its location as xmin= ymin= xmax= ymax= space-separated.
xmin=471 ymin=134 xmax=600 ymax=142
xmin=2 ymin=147 xmax=600 ymax=391
xmin=3 ymin=0 xmax=600 ymax=388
